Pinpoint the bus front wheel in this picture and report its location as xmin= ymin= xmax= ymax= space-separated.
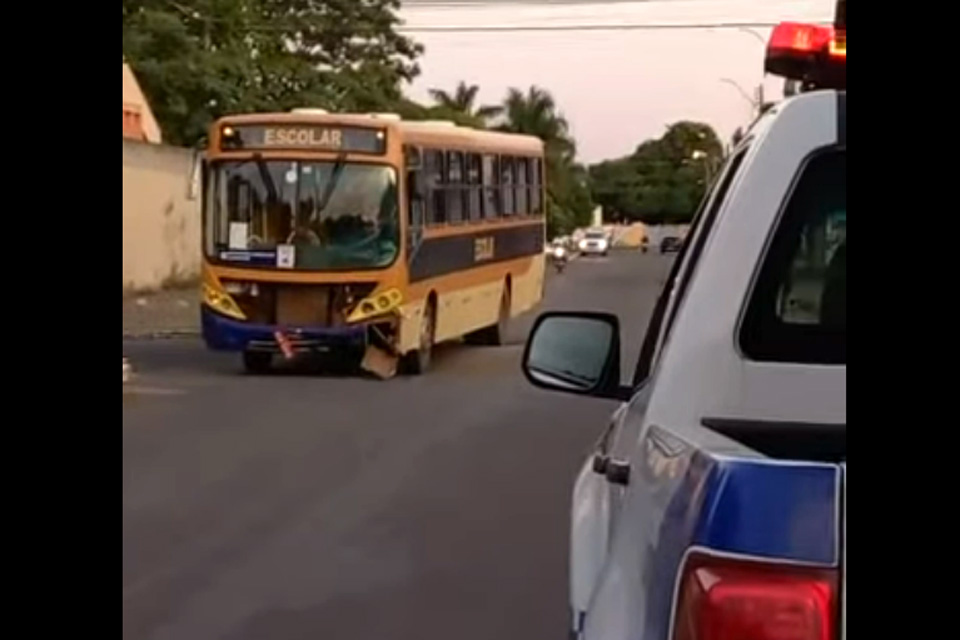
xmin=242 ymin=350 xmax=273 ymax=375
xmin=403 ymin=300 xmax=435 ymax=375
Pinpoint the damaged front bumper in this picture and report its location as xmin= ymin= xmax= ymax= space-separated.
xmin=201 ymin=305 xmax=401 ymax=378
xmin=202 ymin=305 xmax=379 ymax=354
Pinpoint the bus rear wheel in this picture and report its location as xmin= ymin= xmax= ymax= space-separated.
xmin=467 ymin=285 xmax=510 ymax=346
xmin=242 ymin=350 xmax=273 ymax=375
xmin=403 ymin=300 xmax=435 ymax=375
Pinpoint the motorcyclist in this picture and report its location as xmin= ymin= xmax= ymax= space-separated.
xmin=549 ymin=241 xmax=568 ymax=273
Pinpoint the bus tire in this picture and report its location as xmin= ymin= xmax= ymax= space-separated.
xmin=467 ymin=284 xmax=510 ymax=346
xmin=403 ymin=299 xmax=435 ymax=375
xmin=242 ymin=350 xmax=273 ymax=375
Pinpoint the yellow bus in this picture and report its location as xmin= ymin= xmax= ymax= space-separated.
xmin=200 ymin=109 xmax=547 ymax=376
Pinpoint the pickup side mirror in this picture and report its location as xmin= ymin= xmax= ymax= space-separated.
xmin=522 ymin=311 xmax=630 ymax=400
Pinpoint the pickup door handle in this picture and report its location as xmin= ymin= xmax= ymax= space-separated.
xmin=591 ymin=454 xmax=609 ymax=474
xmin=591 ymin=455 xmax=630 ymax=486
xmin=605 ymin=460 xmax=630 ymax=486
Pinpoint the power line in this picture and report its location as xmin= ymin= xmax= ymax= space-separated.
xmin=404 ymin=0 xmax=702 ymax=5
xmin=156 ymin=2 xmax=828 ymax=35
xmin=397 ymin=21 xmax=815 ymax=33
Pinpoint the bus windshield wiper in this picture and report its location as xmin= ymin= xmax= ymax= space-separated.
xmin=253 ymin=152 xmax=278 ymax=203
xmin=316 ymin=151 xmax=349 ymax=214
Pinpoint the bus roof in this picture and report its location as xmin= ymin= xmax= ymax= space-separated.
xmin=214 ymin=111 xmax=545 ymax=155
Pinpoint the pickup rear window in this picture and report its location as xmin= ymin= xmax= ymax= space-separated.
xmin=740 ymin=148 xmax=846 ymax=364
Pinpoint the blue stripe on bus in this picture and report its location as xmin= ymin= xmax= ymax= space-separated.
xmin=201 ymin=306 xmax=366 ymax=351
xmin=409 ymin=220 xmax=544 ymax=282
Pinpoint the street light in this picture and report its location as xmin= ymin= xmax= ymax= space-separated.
xmin=686 ymin=149 xmax=713 ymax=185
xmin=738 ymin=27 xmax=767 ymax=46
xmin=720 ymin=77 xmax=756 ymax=108
xmin=723 ymin=27 xmax=770 ymax=118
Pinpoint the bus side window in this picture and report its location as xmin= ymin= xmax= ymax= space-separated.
xmin=425 ymin=149 xmax=445 ymax=225
xmin=530 ymin=158 xmax=543 ymax=214
xmin=446 ymin=150 xmax=464 ymax=223
xmin=407 ymin=170 xmax=425 ymax=227
xmin=466 ymin=153 xmax=482 ymax=222
xmin=501 ymin=156 xmax=515 ymax=215
xmin=515 ymin=157 xmax=529 ymax=215
xmin=482 ymin=154 xmax=500 ymax=219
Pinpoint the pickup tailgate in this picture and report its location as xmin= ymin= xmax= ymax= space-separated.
xmin=584 ymin=425 xmax=844 ymax=639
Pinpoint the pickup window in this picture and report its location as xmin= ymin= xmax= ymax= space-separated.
xmin=740 ymin=148 xmax=846 ymax=364
xmin=631 ymin=145 xmax=751 ymax=386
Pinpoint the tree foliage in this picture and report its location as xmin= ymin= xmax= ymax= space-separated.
xmin=426 ymin=81 xmax=503 ymax=127
xmin=122 ymin=0 xmax=423 ymax=145
xmin=588 ymin=121 xmax=723 ymax=224
xmin=493 ymin=86 xmax=592 ymax=236
xmin=124 ymin=0 xmax=593 ymax=237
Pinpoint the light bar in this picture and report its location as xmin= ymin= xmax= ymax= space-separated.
xmin=830 ymin=30 xmax=846 ymax=58
xmin=768 ymin=22 xmax=833 ymax=55
xmin=765 ymin=21 xmax=845 ymax=91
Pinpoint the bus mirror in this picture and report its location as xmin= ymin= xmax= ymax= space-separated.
xmin=188 ymin=150 xmax=204 ymax=201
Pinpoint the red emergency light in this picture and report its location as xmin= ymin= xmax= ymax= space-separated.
xmin=765 ymin=22 xmax=845 ymax=90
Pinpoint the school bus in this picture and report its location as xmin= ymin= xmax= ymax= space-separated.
xmin=200 ymin=109 xmax=547 ymax=376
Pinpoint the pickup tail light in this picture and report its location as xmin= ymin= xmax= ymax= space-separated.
xmin=673 ymin=554 xmax=838 ymax=640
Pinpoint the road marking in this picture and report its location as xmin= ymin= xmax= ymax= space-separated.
xmin=123 ymin=386 xmax=186 ymax=396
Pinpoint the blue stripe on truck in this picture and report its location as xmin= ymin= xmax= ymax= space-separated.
xmin=694 ymin=458 xmax=839 ymax=565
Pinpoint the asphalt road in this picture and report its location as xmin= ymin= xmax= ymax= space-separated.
xmin=122 ymin=251 xmax=673 ymax=640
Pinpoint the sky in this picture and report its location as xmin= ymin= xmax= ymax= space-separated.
xmin=397 ymin=0 xmax=836 ymax=163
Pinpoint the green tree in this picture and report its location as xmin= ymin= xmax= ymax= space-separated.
xmin=122 ymin=0 xmax=423 ymax=146
xmin=494 ymin=86 xmax=591 ymax=235
xmin=496 ymin=86 xmax=576 ymax=162
xmin=588 ymin=121 xmax=723 ymax=224
xmin=426 ymin=81 xmax=503 ymax=127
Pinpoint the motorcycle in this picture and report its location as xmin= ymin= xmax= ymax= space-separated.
xmin=550 ymin=246 xmax=568 ymax=273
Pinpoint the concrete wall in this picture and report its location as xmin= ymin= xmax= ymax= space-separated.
xmin=123 ymin=139 xmax=202 ymax=293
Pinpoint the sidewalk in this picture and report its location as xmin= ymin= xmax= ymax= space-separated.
xmin=123 ymin=287 xmax=200 ymax=338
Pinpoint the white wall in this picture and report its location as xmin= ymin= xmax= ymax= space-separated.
xmin=122 ymin=139 xmax=202 ymax=292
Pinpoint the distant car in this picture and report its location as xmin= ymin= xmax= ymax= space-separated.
xmin=659 ymin=236 xmax=682 ymax=254
xmin=578 ymin=231 xmax=610 ymax=257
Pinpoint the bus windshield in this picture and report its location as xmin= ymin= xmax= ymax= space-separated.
xmin=206 ymin=159 xmax=400 ymax=270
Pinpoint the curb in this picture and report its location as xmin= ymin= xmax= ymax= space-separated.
xmin=123 ymin=329 xmax=201 ymax=340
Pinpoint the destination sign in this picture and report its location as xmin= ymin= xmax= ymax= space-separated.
xmin=219 ymin=124 xmax=386 ymax=154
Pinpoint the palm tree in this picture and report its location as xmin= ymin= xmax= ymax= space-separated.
xmin=427 ymin=81 xmax=502 ymax=126
xmin=495 ymin=85 xmax=591 ymax=234
xmin=496 ymin=86 xmax=576 ymax=162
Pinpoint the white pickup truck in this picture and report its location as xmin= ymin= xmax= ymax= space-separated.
xmin=520 ymin=15 xmax=846 ymax=640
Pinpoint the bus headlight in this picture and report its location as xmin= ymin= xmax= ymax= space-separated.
xmin=346 ymin=288 xmax=403 ymax=323
xmin=203 ymin=282 xmax=247 ymax=320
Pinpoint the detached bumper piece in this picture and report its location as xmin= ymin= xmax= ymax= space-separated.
xmin=360 ymin=323 xmax=400 ymax=380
